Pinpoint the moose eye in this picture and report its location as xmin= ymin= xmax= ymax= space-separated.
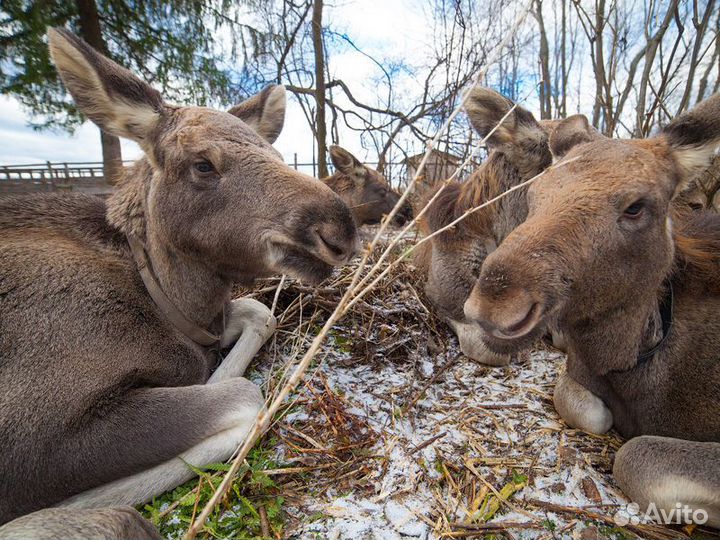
xmin=623 ymin=200 xmax=645 ymax=219
xmin=194 ymin=161 xmax=215 ymax=174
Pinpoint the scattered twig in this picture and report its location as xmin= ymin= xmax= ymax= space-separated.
xmin=405 ymin=352 xmax=462 ymax=412
xmin=410 ymin=431 xmax=448 ymax=455
xmin=258 ymin=505 xmax=271 ymax=538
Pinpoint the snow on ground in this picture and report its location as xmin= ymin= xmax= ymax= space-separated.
xmin=241 ymin=253 xmax=637 ymax=540
xmin=270 ymin=348 xmax=630 ymax=540
xmin=230 ymin=226 xmax=696 ymax=540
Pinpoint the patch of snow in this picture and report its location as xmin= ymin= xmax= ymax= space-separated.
xmin=242 ymin=270 xmax=630 ymax=540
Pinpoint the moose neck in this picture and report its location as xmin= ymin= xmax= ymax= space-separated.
xmin=458 ymin=151 xmax=534 ymax=242
xmin=107 ymin=159 xmax=230 ymax=330
xmin=143 ymin=225 xmax=231 ymax=330
xmin=565 ymin=285 xmax=668 ymax=376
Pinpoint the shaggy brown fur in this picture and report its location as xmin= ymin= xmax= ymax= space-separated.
xmin=673 ymin=208 xmax=720 ymax=284
xmin=0 ymin=28 xmax=357 ymax=537
xmin=415 ymin=88 xmax=559 ymax=365
xmin=466 ymin=92 xmax=720 ymax=527
xmin=0 ymin=507 xmax=161 ymax=540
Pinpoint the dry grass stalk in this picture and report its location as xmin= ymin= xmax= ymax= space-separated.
xmin=184 ymin=3 xmax=538 ymax=537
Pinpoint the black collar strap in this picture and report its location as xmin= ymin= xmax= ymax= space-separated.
xmin=127 ymin=234 xmax=221 ymax=347
xmin=635 ymin=281 xmax=674 ymax=366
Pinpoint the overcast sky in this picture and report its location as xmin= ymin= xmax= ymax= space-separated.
xmin=0 ymin=0 xmax=430 ymax=167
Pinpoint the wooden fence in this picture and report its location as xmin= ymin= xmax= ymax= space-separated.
xmin=0 ymin=156 xmax=414 ymax=196
xmin=0 ymin=161 xmax=133 ymax=196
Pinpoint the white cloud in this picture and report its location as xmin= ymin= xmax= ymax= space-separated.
xmin=0 ymin=96 xmax=141 ymax=164
xmin=0 ymin=1 xmax=434 ymax=170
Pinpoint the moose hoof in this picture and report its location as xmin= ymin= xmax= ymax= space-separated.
xmin=553 ymin=372 xmax=612 ymax=434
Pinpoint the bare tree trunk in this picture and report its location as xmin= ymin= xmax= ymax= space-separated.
xmin=75 ymin=0 xmax=123 ymax=184
xmin=100 ymin=131 xmax=122 ymax=183
xmin=633 ymin=0 xmax=679 ymax=136
xmin=560 ymin=0 xmax=567 ymax=117
xmin=675 ymin=0 xmax=716 ymax=114
xmin=312 ymin=0 xmax=328 ymax=178
xmin=590 ymin=0 xmax=607 ymax=129
xmin=535 ymin=0 xmax=552 ymax=119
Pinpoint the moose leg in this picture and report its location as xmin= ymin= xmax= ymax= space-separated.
xmin=0 ymin=507 xmax=161 ymax=540
xmin=614 ymin=436 xmax=720 ymax=527
xmin=449 ymin=319 xmax=511 ymax=366
xmin=57 ymin=377 xmax=264 ymax=509
xmin=553 ymin=371 xmax=613 ymax=434
xmin=549 ymin=330 xmax=567 ymax=352
xmin=212 ymin=298 xmax=277 ymax=382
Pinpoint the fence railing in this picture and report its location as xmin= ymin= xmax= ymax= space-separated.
xmin=0 ymin=157 xmax=416 ymax=191
xmin=0 ymin=161 xmax=136 ymax=183
xmin=0 ymin=161 xmax=135 ymax=195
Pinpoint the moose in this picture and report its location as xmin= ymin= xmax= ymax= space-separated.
xmin=464 ymin=93 xmax=720 ymax=526
xmin=0 ymin=28 xmax=358 ymax=538
xmin=416 ymin=88 xmax=596 ymax=365
xmin=677 ymin=154 xmax=720 ymax=212
xmin=323 ymin=145 xmax=413 ymax=227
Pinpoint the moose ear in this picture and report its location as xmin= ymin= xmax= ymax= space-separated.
xmin=48 ymin=27 xmax=164 ymax=144
xmin=329 ymin=145 xmax=363 ymax=176
xmin=549 ymin=114 xmax=600 ymax=158
xmin=228 ymin=85 xmax=286 ymax=143
xmin=663 ymin=93 xmax=720 ymax=193
xmin=464 ymin=87 xmax=542 ymax=148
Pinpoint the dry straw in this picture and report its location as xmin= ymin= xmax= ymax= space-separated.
xmin=184 ymin=1 xmax=542 ymax=537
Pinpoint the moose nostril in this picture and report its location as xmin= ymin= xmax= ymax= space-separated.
xmin=318 ymin=232 xmax=345 ymax=257
xmin=316 ymin=228 xmax=355 ymax=261
xmin=465 ymin=282 xmax=543 ymax=338
xmin=391 ymin=205 xmax=413 ymax=226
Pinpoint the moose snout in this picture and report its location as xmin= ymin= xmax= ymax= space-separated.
xmin=465 ymin=283 xmax=543 ymax=339
xmin=393 ymin=203 xmax=414 ymax=226
xmin=313 ymin=221 xmax=360 ymax=264
xmin=464 ymin=253 xmax=550 ymax=348
xmin=270 ymin=190 xmax=359 ymax=283
xmin=302 ymin=191 xmax=361 ymax=264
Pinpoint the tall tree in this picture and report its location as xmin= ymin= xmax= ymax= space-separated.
xmin=534 ymin=0 xmax=552 ymax=119
xmin=0 ymin=0 xmax=253 ymax=179
xmin=311 ymin=0 xmax=327 ymax=178
xmin=74 ymin=0 xmax=122 ymax=181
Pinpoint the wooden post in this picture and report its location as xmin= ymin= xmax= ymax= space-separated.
xmin=312 ymin=143 xmax=316 ymax=177
xmin=63 ymin=162 xmax=70 ymax=191
xmin=46 ymin=161 xmax=52 ymax=190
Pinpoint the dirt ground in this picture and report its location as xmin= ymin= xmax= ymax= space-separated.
xmin=267 ymin=343 xmax=632 ymax=540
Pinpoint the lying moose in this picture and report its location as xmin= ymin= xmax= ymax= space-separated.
xmin=323 ymin=145 xmax=413 ymax=227
xmin=0 ymin=28 xmax=357 ymax=538
xmin=416 ymin=88 xmax=590 ymax=365
xmin=465 ymin=92 xmax=720 ymax=527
